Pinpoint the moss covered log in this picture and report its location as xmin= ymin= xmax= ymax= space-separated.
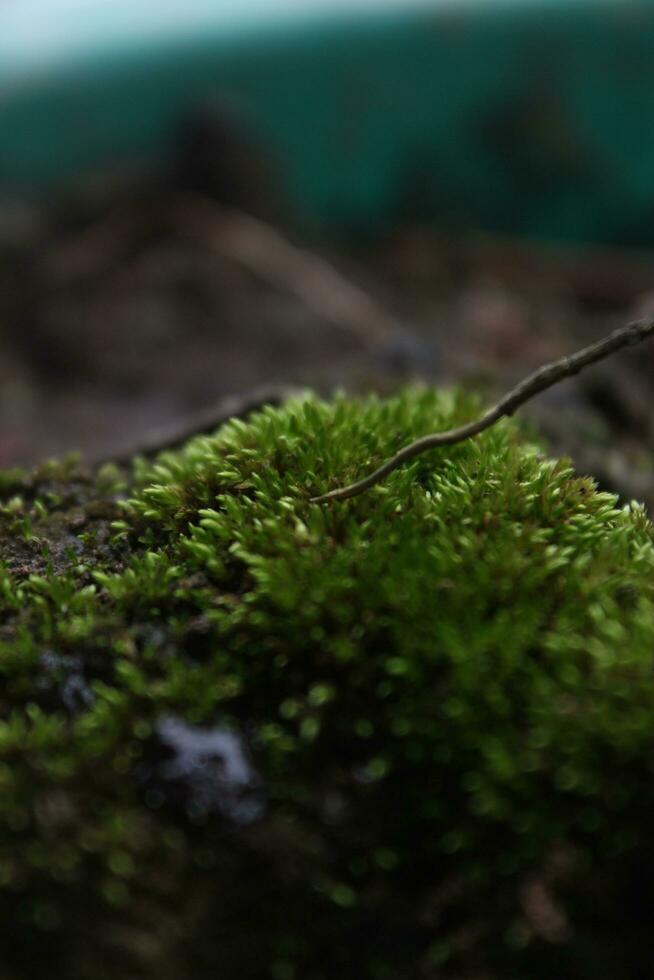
xmin=1 ymin=389 xmax=654 ymax=979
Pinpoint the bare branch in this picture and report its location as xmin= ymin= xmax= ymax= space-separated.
xmin=95 ymin=384 xmax=301 ymax=467
xmin=171 ymin=196 xmax=396 ymax=346
xmin=311 ymin=317 xmax=654 ymax=504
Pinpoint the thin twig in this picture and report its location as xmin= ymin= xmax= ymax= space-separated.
xmin=171 ymin=195 xmax=395 ymax=345
xmin=311 ymin=317 xmax=654 ymax=504
xmin=95 ymin=384 xmax=301 ymax=467
xmin=50 ymin=194 xmax=396 ymax=346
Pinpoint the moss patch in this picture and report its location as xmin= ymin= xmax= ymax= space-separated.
xmin=1 ymin=389 xmax=654 ymax=979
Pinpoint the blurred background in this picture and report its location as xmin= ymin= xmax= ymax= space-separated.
xmin=1 ymin=0 xmax=654 ymax=504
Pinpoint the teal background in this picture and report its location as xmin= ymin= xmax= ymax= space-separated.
xmin=1 ymin=1 xmax=654 ymax=245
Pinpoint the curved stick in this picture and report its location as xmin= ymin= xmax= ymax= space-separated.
xmin=311 ymin=317 xmax=654 ymax=504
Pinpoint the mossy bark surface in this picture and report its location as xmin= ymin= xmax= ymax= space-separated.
xmin=1 ymin=390 xmax=654 ymax=979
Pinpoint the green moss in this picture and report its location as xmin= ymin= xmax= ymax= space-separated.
xmin=1 ymin=388 xmax=654 ymax=979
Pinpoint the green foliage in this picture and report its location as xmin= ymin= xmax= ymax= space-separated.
xmin=0 ymin=388 xmax=654 ymax=979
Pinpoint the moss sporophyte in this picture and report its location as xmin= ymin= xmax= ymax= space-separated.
xmin=1 ymin=331 xmax=654 ymax=976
